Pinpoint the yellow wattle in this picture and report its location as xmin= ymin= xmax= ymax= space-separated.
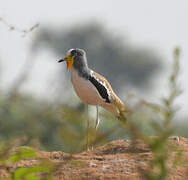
xmin=66 ymin=58 xmax=74 ymax=70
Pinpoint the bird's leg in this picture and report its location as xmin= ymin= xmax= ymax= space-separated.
xmin=85 ymin=104 xmax=89 ymax=150
xmin=93 ymin=106 xmax=100 ymax=149
xmin=95 ymin=106 xmax=100 ymax=131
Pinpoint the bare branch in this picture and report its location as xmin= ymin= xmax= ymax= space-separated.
xmin=0 ymin=17 xmax=39 ymax=37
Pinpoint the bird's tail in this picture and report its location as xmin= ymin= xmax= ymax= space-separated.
xmin=114 ymin=96 xmax=132 ymax=122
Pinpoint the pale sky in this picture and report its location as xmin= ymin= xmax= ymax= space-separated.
xmin=0 ymin=0 xmax=187 ymax=117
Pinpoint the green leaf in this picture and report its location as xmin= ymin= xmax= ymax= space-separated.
xmin=9 ymin=147 xmax=37 ymax=162
xmin=14 ymin=166 xmax=50 ymax=180
xmin=25 ymin=174 xmax=40 ymax=180
xmin=14 ymin=167 xmax=28 ymax=180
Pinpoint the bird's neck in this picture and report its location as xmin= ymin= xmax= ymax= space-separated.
xmin=72 ymin=66 xmax=91 ymax=80
xmin=72 ymin=55 xmax=91 ymax=79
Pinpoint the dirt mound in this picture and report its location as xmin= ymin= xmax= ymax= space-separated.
xmin=1 ymin=136 xmax=188 ymax=179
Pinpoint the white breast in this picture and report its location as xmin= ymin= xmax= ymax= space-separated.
xmin=71 ymin=68 xmax=104 ymax=105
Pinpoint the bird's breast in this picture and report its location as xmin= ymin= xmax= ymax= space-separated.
xmin=71 ymin=69 xmax=104 ymax=105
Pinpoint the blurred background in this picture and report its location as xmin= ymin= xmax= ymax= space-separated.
xmin=0 ymin=0 xmax=187 ymax=153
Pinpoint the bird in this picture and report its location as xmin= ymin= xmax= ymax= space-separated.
xmin=58 ymin=48 xmax=131 ymax=147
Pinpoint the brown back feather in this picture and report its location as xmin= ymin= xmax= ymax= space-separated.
xmin=93 ymin=71 xmax=132 ymax=121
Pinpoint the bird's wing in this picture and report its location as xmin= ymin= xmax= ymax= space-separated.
xmin=91 ymin=71 xmax=119 ymax=102
xmin=92 ymin=71 xmax=132 ymax=120
xmin=90 ymin=71 xmax=114 ymax=102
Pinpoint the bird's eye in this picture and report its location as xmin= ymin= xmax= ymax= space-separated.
xmin=70 ymin=49 xmax=77 ymax=56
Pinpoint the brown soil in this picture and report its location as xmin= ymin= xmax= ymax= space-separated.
xmin=1 ymin=136 xmax=188 ymax=180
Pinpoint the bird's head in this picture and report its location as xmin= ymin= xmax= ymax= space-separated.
xmin=58 ymin=48 xmax=87 ymax=70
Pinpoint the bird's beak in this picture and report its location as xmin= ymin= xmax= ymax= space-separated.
xmin=58 ymin=54 xmax=74 ymax=70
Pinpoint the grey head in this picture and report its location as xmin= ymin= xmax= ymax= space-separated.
xmin=68 ymin=48 xmax=90 ymax=78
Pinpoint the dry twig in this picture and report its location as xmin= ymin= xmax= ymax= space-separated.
xmin=0 ymin=17 xmax=39 ymax=37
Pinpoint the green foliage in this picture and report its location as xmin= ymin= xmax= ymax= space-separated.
xmin=0 ymin=94 xmax=64 ymax=151
xmin=147 ymin=47 xmax=182 ymax=179
xmin=124 ymin=47 xmax=183 ymax=179
xmin=0 ymin=141 xmax=53 ymax=180
xmin=9 ymin=147 xmax=37 ymax=163
xmin=13 ymin=166 xmax=51 ymax=180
